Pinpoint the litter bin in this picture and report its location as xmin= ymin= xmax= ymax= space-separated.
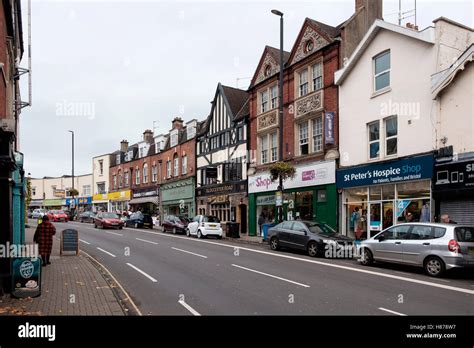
xmin=262 ymin=223 xmax=276 ymax=242
xmin=227 ymin=222 xmax=240 ymax=238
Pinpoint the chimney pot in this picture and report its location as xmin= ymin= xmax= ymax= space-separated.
xmin=120 ymin=140 xmax=129 ymax=153
xmin=172 ymin=117 xmax=184 ymax=130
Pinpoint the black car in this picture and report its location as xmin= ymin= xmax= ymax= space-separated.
xmin=268 ymin=220 xmax=354 ymax=258
xmin=79 ymin=211 xmax=96 ymax=223
xmin=125 ymin=212 xmax=153 ymax=229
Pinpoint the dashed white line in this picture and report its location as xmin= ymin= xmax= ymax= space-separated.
xmin=178 ymin=299 xmax=201 ymax=316
xmin=97 ymin=247 xmax=116 ymax=257
xmin=79 ymin=239 xmax=91 ymax=245
xmin=136 ymin=238 xmax=159 ymax=245
xmin=126 ymin=263 xmax=158 ymax=282
xmin=378 ymin=307 xmax=407 ymax=316
xmin=171 ymin=247 xmax=207 ymax=259
xmin=231 ymin=264 xmax=310 ymax=288
xmin=105 ymin=231 xmax=123 ymax=236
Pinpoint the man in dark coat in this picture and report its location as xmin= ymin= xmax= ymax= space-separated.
xmin=34 ymin=215 xmax=56 ymax=266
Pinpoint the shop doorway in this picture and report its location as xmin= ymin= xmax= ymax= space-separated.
xmin=368 ymin=201 xmax=394 ymax=238
xmin=239 ymin=204 xmax=247 ymax=234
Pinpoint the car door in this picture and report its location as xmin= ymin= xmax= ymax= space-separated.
xmin=372 ymin=225 xmax=411 ymax=262
xmin=188 ymin=216 xmax=200 ymax=235
xmin=403 ymin=225 xmax=433 ymax=265
xmin=96 ymin=213 xmax=103 ymax=227
xmin=162 ymin=216 xmax=170 ymax=232
xmin=289 ymin=221 xmax=309 ymax=250
xmin=277 ymin=221 xmax=294 ymax=247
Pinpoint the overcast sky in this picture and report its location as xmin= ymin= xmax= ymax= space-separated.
xmin=19 ymin=0 xmax=473 ymax=178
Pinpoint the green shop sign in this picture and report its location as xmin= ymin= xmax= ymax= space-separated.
xmin=161 ymin=178 xmax=194 ymax=203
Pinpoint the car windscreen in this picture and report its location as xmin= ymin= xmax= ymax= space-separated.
xmin=204 ymin=216 xmax=220 ymax=223
xmin=305 ymin=222 xmax=338 ymax=236
xmin=103 ymin=213 xmax=119 ymax=219
xmin=455 ymin=227 xmax=474 ymax=242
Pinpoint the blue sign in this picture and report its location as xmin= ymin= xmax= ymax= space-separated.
xmin=397 ymin=200 xmax=411 ymax=217
xmin=337 ymin=154 xmax=434 ymax=188
xmin=66 ymin=196 xmax=92 ymax=206
xmin=325 ymin=112 xmax=335 ymax=145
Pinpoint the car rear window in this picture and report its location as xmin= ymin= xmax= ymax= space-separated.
xmin=204 ymin=216 xmax=219 ymax=223
xmin=455 ymin=227 xmax=474 ymax=242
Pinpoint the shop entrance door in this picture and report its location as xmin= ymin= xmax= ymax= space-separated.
xmin=368 ymin=201 xmax=394 ymax=238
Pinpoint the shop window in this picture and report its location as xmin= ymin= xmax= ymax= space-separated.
xmin=368 ymin=121 xmax=380 ymax=159
xmin=381 ymin=184 xmax=395 ymax=200
xmin=299 ymin=122 xmax=309 ymax=155
xmin=396 ymin=180 xmax=430 ymax=199
xmin=385 ymin=116 xmax=397 ymax=156
xmin=374 ymin=50 xmax=390 ymax=92
xmin=295 ymin=191 xmax=313 ymax=220
xmin=317 ymin=190 xmax=327 ymax=202
xmin=369 ymin=186 xmax=381 ymax=201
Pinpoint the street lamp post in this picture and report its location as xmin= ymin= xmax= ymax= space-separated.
xmin=68 ymin=130 xmax=75 ymax=219
xmin=272 ymin=9 xmax=284 ymax=223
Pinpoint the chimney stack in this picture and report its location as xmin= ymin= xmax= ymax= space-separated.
xmin=120 ymin=140 xmax=128 ymax=152
xmin=143 ymin=129 xmax=154 ymax=144
xmin=172 ymin=117 xmax=184 ymax=130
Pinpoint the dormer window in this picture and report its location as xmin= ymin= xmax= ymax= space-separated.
xmin=116 ymin=154 xmax=121 ymax=165
xmin=170 ymin=130 xmax=179 ymax=148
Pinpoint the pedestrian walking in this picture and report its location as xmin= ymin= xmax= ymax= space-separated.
xmin=258 ymin=213 xmax=265 ymax=237
xmin=440 ymin=214 xmax=457 ymax=224
xmin=33 ymin=214 xmax=56 ymax=267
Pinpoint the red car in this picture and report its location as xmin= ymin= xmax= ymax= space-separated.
xmin=94 ymin=212 xmax=124 ymax=229
xmin=46 ymin=210 xmax=69 ymax=222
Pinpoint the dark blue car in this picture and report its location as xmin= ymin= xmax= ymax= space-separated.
xmin=124 ymin=212 xmax=153 ymax=229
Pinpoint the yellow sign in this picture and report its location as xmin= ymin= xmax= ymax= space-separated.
xmin=108 ymin=190 xmax=131 ymax=201
xmin=93 ymin=193 xmax=109 ymax=201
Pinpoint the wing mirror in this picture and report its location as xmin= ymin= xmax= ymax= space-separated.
xmin=377 ymin=235 xmax=385 ymax=242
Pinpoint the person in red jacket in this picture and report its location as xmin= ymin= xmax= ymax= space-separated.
xmin=34 ymin=214 xmax=56 ymax=267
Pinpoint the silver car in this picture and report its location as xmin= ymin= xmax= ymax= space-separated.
xmin=358 ymin=223 xmax=474 ymax=277
xmin=31 ymin=208 xmax=47 ymax=219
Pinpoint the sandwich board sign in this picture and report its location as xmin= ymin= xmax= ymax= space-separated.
xmin=60 ymin=229 xmax=79 ymax=256
xmin=12 ymin=257 xmax=42 ymax=298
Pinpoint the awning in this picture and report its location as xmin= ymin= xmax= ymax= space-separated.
xmin=92 ymin=200 xmax=109 ymax=204
xmin=129 ymin=196 xmax=159 ymax=205
xmin=29 ymin=200 xmax=43 ymax=207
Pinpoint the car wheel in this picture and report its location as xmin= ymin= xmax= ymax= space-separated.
xmin=134 ymin=222 xmax=139 ymax=229
xmin=94 ymin=223 xmax=97 ymax=229
xmin=270 ymin=237 xmax=279 ymax=251
xmin=197 ymin=230 xmax=202 ymax=239
xmin=119 ymin=226 xmax=123 ymax=230
xmin=424 ymin=256 xmax=445 ymax=277
xmin=216 ymin=235 xmax=222 ymax=240
xmin=360 ymin=247 xmax=373 ymax=266
xmin=172 ymin=227 xmax=177 ymax=235
xmin=185 ymin=228 xmax=190 ymax=237
xmin=307 ymin=241 xmax=319 ymax=257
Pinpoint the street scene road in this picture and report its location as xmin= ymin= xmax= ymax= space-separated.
xmin=55 ymin=221 xmax=474 ymax=316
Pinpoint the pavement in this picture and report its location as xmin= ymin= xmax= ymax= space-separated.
xmin=0 ymin=223 xmax=134 ymax=316
xmin=57 ymin=220 xmax=474 ymax=316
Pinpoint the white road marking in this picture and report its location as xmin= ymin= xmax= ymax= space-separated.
xmin=110 ymin=227 xmax=474 ymax=295
xmin=231 ymin=264 xmax=310 ymax=288
xmin=97 ymin=247 xmax=116 ymax=258
xmin=171 ymin=247 xmax=207 ymax=259
xmin=81 ymin=250 xmax=142 ymax=315
xmin=79 ymin=239 xmax=91 ymax=245
xmin=105 ymin=231 xmax=123 ymax=236
xmin=136 ymin=238 xmax=159 ymax=245
xmin=126 ymin=263 xmax=158 ymax=282
xmin=178 ymin=299 xmax=201 ymax=316
xmin=378 ymin=307 xmax=407 ymax=316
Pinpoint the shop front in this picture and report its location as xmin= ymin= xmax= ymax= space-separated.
xmin=196 ymin=181 xmax=248 ymax=234
xmin=43 ymin=199 xmax=65 ymax=210
xmin=129 ymin=187 xmax=160 ymax=215
xmin=433 ymin=155 xmax=474 ymax=224
xmin=336 ymin=154 xmax=434 ymax=240
xmin=108 ymin=190 xmax=131 ymax=213
xmin=28 ymin=199 xmax=44 ymax=209
xmin=92 ymin=193 xmax=109 ymax=212
xmin=161 ymin=178 xmax=195 ymax=220
xmin=248 ymin=160 xmax=337 ymax=237
xmin=66 ymin=196 xmax=92 ymax=213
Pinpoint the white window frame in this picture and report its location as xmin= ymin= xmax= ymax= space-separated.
xmin=312 ymin=117 xmax=323 ymax=153
xmin=384 ymin=116 xmax=398 ymax=157
xmin=271 ymin=132 xmax=278 ymax=162
xmin=135 ymin=167 xmax=140 ymax=185
xmin=368 ymin=120 xmax=380 ymax=160
xmin=312 ymin=62 xmax=323 ymax=91
xmin=167 ymin=161 xmax=171 ymax=178
xmin=299 ymin=69 xmax=309 ymax=97
xmin=174 ymin=156 xmax=179 ymax=177
xmin=260 ymin=135 xmax=268 ymax=164
xmin=373 ymin=50 xmax=391 ymax=92
xmin=124 ymin=171 xmax=129 ymax=186
xmin=99 ymin=160 xmax=103 ymax=175
xmin=259 ymin=131 xmax=278 ymax=164
xmin=113 ymin=175 xmax=117 ymax=189
xmin=299 ymin=121 xmax=309 ymax=155
xmin=182 ymin=155 xmax=188 ymax=175
xmin=143 ymin=164 xmax=148 ymax=184
xmin=260 ymin=90 xmax=269 ymax=113
xmin=270 ymin=85 xmax=278 ymax=109
xmin=152 ymin=165 xmax=157 ymax=182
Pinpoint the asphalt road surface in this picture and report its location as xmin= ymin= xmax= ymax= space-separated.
xmin=45 ymin=221 xmax=474 ymax=316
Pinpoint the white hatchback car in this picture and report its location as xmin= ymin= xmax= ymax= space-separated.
xmin=186 ymin=215 xmax=223 ymax=239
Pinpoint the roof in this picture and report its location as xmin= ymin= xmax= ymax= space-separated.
xmin=335 ymin=19 xmax=435 ymax=85
xmin=432 ymin=17 xmax=474 ymax=32
xmin=249 ymin=45 xmax=290 ymax=88
xmin=221 ymin=85 xmax=249 ymax=116
xmin=307 ymin=18 xmax=341 ymax=39
xmin=234 ymin=97 xmax=250 ymax=122
xmin=265 ymin=45 xmax=291 ymax=66
xmin=431 ymin=43 xmax=474 ymax=98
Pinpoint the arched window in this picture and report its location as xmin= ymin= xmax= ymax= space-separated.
xmin=173 ymin=154 xmax=179 ymax=177
xmin=143 ymin=163 xmax=148 ymax=184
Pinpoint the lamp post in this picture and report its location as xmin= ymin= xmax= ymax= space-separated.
xmin=68 ymin=130 xmax=75 ymax=219
xmin=272 ymin=9 xmax=284 ymax=223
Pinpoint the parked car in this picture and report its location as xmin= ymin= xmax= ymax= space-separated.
xmin=63 ymin=210 xmax=73 ymax=221
xmin=46 ymin=210 xmax=69 ymax=222
xmin=124 ymin=212 xmax=153 ymax=229
xmin=162 ymin=215 xmax=189 ymax=234
xmin=31 ymin=209 xmax=47 ymax=219
xmin=267 ymin=220 xmax=354 ymax=257
xmin=79 ymin=211 xmax=96 ymax=223
xmin=358 ymin=223 xmax=474 ymax=277
xmin=186 ymin=215 xmax=222 ymax=239
xmin=94 ymin=212 xmax=123 ymax=229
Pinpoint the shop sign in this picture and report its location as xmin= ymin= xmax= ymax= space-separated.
xmin=132 ymin=188 xmax=158 ymax=198
xmin=93 ymin=193 xmax=108 ymax=201
xmin=434 ymin=159 xmax=474 ymax=191
xmin=324 ymin=112 xmax=335 ymax=145
xmin=66 ymin=197 xmax=92 ymax=206
xmin=275 ymin=191 xmax=283 ymax=207
xmin=12 ymin=258 xmax=41 ymax=298
xmin=208 ymin=195 xmax=228 ymax=204
xmin=44 ymin=199 xmax=64 ymax=207
xmin=336 ymin=154 xmax=433 ymax=188
xmin=256 ymin=195 xmax=275 ymax=206
xmin=248 ymin=160 xmax=335 ymax=194
xmin=396 ymin=200 xmax=411 ymax=217
xmin=197 ymin=182 xmax=247 ymax=197
xmin=108 ymin=190 xmax=131 ymax=201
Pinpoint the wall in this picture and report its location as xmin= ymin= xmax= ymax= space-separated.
xmin=92 ymin=154 xmax=111 ymax=194
xmin=435 ymin=19 xmax=473 ymax=71
xmin=338 ymin=29 xmax=436 ymax=167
